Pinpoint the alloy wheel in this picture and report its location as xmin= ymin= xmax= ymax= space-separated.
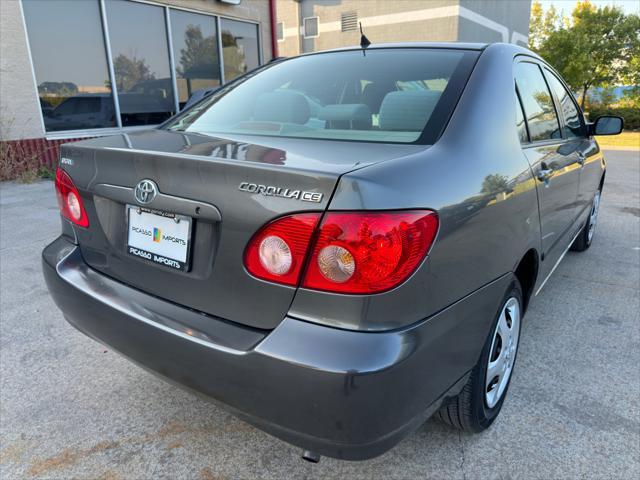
xmin=485 ymin=297 xmax=521 ymax=409
xmin=587 ymin=191 xmax=601 ymax=244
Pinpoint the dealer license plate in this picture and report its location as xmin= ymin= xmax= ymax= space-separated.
xmin=126 ymin=205 xmax=192 ymax=271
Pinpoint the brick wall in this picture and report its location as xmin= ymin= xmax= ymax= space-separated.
xmin=0 ymin=137 xmax=89 ymax=181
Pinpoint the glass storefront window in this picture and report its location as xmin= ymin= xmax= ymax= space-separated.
xmin=22 ymin=0 xmax=262 ymax=133
xmin=169 ymin=9 xmax=221 ymax=110
xmin=221 ymin=18 xmax=260 ymax=82
xmin=105 ymin=0 xmax=175 ymax=126
xmin=23 ymin=0 xmax=116 ymax=132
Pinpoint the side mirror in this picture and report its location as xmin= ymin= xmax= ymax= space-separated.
xmin=591 ymin=115 xmax=624 ymax=136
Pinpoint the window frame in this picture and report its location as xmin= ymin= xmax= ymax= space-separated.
xmin=20 ymin=0 xmax=263 ymax=140
xmin=303 ymin=16 xmax=320 ymax=39
xmin=515 ymin=84 xmax=530 ymax=144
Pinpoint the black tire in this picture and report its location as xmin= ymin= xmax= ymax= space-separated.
xmin=436 ymin=279 xmax=523 ymax=432
xmin=570 ymin=189 xmax=601 ymax=252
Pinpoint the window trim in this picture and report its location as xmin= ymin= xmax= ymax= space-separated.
xmin=20 ymin=0 xmax=264 ymax=139
xmin=99 ymin=0 xmax=122 ymax=129
xmin=303 ymin=16 xmax=320 ymax=39
xmin=164 ymin=5 xmax=181 ymax=114
xmin=515 ymin=83 xmax=530 ymax=144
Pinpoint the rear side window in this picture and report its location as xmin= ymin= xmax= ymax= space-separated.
xmin=514 ymin=62 xmax=561 ymax=142
xmin=165 ymin=49 xmax=479 ymax=144
xmin=544 ymin=70 xmax=586 ymax=139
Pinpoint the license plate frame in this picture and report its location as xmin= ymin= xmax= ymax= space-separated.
xmin=125 ymin=205 xmax=193 ymax=272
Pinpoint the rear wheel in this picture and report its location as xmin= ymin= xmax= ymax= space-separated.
xmin=570 ymin=190 xmax=601 ymax=252
xmin=436 ymin=280 xmax=522 ymax=432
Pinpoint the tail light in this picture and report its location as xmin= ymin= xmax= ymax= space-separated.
xmin=244 ymin=210 xmax=438 ymax=294
xmin=55 ymin=167 xmax=89 ymax=228
xmin=244 ymin=213 xmax=321 ymax=286
xmin=303 ymin=211 xmax=438 ymax=294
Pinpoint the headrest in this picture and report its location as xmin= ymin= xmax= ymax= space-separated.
xmin=379 ymin=90 xmax=441 ymax=131
xmin=318 ymin=104 xmax=372 ymax=130
xmin=362 ymin=82 xmax=394 ymax=114
xmin=254 ymin=90 xmax=310 ymax=125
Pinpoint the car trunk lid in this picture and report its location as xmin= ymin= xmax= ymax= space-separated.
xmin=60 ymin=130 xmax=425 ymax=329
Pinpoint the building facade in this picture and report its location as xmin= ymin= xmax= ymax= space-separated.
xmin=276 ymin=0 xmax=530 ymax=56
xmin=0 ymin=0 xmax=531 ymax=174
xmin=0 ymin=0 xmax=276 ymax=170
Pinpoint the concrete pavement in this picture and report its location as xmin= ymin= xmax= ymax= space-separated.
xmin=1 ymin=150 xmax=638 ymax=479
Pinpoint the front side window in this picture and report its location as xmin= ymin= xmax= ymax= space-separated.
xmin=23 ymin=0 xmax=116 ymax=132
xmin=515 ymin=62 xmax=561 ymax=142
xmin=544 ymin=70 xmax=586 ymax=139
xmin=165 ymin=49 xmax=477 ymax=144
xmin=105 ymin=0 xmax=176 ymax=126
xmin=221 ymin=19 xmax=260 ymax=82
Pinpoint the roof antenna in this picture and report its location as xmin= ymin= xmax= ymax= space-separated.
xmin=359 ymin=22 xmax=371 ymax=55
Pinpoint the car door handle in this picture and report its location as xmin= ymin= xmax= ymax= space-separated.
xmin=537 ymin=163 xmax=554 ymax=181
xmin=577 ymin=152 xmax=586 ymax=166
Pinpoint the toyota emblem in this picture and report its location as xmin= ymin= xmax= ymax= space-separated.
xmin=134 ymin=179 xmax=158 ymax=204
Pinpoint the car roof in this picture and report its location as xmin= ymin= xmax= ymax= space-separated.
xmin=313 ymin=42 xmax=489 ymax=55
xmin=300 ymin=42 xmax=542 ymax=61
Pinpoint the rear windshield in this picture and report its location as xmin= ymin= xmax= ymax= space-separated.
xmin=164 ymin=48 xmax=478 ymax=144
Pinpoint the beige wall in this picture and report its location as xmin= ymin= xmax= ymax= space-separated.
xmin=276 ymin=0 xmax=301 ymax=56
xmin=277 ymin=0 xmax=458 ymax=55
xmin=276 ymin=0 xmax=530 ymax=54
xmin=0 ymin=0 xmax=44 ymax=141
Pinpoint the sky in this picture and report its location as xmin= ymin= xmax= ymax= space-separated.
xmin=537 ymin=0 xmax=640 ymax=15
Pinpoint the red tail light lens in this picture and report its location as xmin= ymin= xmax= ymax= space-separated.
xmin=55 ymin=167 xmax=89 ymax=228
xmin=245 ymin=210 xmax=438 ymax=294
xmin=303 ymin=211 xmax=438 ymax=294
xmin=244 ymin=213 xmax=321 ymax=286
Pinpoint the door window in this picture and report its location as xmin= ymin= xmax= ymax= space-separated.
xmin=544 ymin=70 xmax=586 ymax=139
xmin=514 ymin=62 xmax=561 ymax=142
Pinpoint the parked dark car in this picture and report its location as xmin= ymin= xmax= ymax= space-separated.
xmin=42 ymin=43 xmax=622 ymax=461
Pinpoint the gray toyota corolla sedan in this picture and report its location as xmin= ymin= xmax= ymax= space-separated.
xmin=42 ymin=42 xmax=622 ymax=461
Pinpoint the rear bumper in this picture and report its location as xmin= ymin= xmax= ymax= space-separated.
xmin=43 ymin=236 xmax=511 ymax=460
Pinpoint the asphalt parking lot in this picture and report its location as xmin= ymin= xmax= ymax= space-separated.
xmin=1 ymin=149 xmax=638 ymax=479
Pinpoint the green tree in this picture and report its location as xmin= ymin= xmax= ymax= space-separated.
xmin=529 ymin=0 xmax=640 ymax=109
xmin=222 ymin=30 xmax=247 ymax=80
xmin=529 ymin=1 xmax=559 ymax=49
xmin=620 ymin=54 xmax=640 ymax=105
xmin=113 ymin=54 xmax=155 ymax=92
xmin=481 ymin=174 xmax=510 ymax=194
xmin=177 ymin=25 xmax=218 ymax=79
